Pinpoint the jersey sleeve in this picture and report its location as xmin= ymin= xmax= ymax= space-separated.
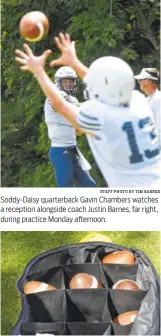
xmin=44 ymin=97 xmax=56 ymax=110
xmin=76 ymin=100 xmax=105 ymax=136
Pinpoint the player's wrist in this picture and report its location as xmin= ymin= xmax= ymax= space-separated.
xmin=69 ymin=57 xmax=80 ymax=69
xmin=70 ymin=58 xmax=88 ymax=80
xmin=33 ymin=66 xmax=46 ymax=78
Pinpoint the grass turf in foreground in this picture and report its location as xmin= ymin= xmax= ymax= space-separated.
xmin=1 ymin=231 xmax=160 ymax=335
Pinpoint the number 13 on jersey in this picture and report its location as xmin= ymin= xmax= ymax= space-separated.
xmin=122 ymin=117 xmax=160 ymax=164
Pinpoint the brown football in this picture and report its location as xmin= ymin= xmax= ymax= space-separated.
xmin=113 ymin=310 xmax=138 ymax=325
xmin=69 ymin=273 xmax=103 ymax=289
xmin=19 ymin=11 xmax=49 ymax=42
xmin=23 ymin=280 xmax=56 ymax=294
xmin=113 ymin=279 xmax=141 ymax=290
xmin=102 ymin=250 xmax=135 ymax=264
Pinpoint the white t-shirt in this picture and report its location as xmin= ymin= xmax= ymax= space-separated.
xmin=77 ymin=91 xmax=161 ymax=187
xmin=44 ymin=91 xmax=78 ymax=147
xmin=146 ymin=89 xmax=161 ymax=145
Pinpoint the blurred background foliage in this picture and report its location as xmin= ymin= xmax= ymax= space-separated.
xmin=1 ymin=0 xmax=160 ymax=187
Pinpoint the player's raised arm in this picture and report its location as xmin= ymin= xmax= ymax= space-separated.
xmin=50 ymin=33 xmax=88 ymax=80
xmin=15 ymin=43 xmax=94 ymax=135
xmin=15 ymin=44 xmax=81 ymax=129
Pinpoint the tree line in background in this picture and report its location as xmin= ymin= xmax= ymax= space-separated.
xmin=1 ymin=0 xmax=160 ymax=187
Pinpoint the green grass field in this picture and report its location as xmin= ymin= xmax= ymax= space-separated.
xmin=1 ymin=231 xmax=160 ymax=335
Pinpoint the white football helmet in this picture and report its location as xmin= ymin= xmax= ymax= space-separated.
xmin=84 ymin=56 xmax=135 ymax=105
xmin=54 ymin=66 xmax=77 ymax=95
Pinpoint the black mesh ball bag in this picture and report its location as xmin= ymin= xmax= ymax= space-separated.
xmin=12 ymin=242 xmax=160 ymax=335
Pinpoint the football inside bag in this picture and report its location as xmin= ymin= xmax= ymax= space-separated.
xmin=12 ymin=242 xmax=160 ymax=335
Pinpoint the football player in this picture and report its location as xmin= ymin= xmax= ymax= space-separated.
xmin=44 ymin=66 xmax=96 ymax=187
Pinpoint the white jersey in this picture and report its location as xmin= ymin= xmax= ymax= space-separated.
xmin=44 ymin=91 xmax=79 ymax=147
xmin=77 ymin=91 xmax=161 ymax=187
xmin=44 ymin=91 xmax=91 ymax=171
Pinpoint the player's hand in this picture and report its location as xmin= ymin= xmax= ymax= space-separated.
xmin=15 ymin=44 xmax=52 ymax=74
xmin=50 ymin=33 xmax=78 ymax=68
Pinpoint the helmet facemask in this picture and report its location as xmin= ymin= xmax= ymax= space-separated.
xmin=59 ymin=77 xmax=77 ymax=95
xmin=54 ymin=66 xmax=77 ymax=95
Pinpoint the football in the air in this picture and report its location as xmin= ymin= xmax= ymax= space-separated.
xmin=102 ymin=250 xmax=135 ymax=264
xmin=23 ymin=280 xmax=56 ymax=294
xmin=19 ymin=11 xmax=49 ymax=42
xmin=113 ymin=279 xmax=141 ymax=290
xmin=113 ymin=310 xmax=138 ymax=325
xmin=69 ymin=273 xmax=103 ymax=289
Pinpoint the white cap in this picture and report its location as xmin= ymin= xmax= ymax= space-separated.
xmin=134 ymin=68 xmax=159 ymax=81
